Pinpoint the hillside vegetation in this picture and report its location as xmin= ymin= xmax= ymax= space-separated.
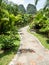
xmin=0 ymin=0 xmax=36 ymax=65
xmin=29 ymin=8 xmax=49 ymax=49
xmin=0 ymin=0 xmax=49 ymax=65
xmin=30 ymin=8 xmax=49 ymax=38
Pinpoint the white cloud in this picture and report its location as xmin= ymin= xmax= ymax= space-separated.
xmin=8 ymin=0 xmax=24 ymax=4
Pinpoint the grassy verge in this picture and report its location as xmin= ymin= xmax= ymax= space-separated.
xmin=28 ymin=29 xmax=49 ymax=49
xmin=0 ymin=34 xmax=20 ymax=65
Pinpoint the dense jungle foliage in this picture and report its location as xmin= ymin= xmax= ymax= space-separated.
xmin=0 ymin=0 xmax=49 ymax=51
xmin=0 ymin=0 xmax=49 ymax=65
xmin=0 ymin=0 xmax=36 ymax=51
xmin=30 ymin=8 xmax=49 ymax=38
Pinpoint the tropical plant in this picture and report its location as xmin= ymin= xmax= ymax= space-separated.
xmin=30 ymin=8 xmax=49 ymax=37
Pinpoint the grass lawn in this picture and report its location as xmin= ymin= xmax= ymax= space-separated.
xmin=0 ymin=34 xmax=20 ymax=65
xmin=28 ymin=29 xmax=49 ymax=49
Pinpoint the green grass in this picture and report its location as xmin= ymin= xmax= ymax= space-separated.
xmin=0 ymin=50 xmax=15 ymax=65
xmin=28 ymin=29 xmax=49 ymax=49
xmin=0 ymin=34 xmax=20 ymax=65
xmin=33 ymin=33 xmax=49 ymax=49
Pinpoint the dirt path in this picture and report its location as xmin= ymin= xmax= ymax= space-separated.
xmin=9 ymin=26 xmax=49 ymax=65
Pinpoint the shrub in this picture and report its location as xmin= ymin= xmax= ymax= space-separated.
xmin=0 ymin=35 xmax=14 ymax=50
xmin=0 ymin=29 xmax=20 ymax=51
xmin=30 ymin=8 xmax=49 ymax=37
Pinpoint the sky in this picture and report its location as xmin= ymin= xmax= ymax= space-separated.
xmin=8 ymin=0 xmax=46 ymax=10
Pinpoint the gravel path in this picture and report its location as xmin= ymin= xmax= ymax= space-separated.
xmin=9 ymin=26 xmax=49 ymax=65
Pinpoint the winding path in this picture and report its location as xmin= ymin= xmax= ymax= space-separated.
xmin=9 ymin=26 xmax=49 ymax=65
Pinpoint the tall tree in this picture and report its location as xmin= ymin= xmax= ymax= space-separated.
xmin=44 ymin=0 xmax=49 ymax=9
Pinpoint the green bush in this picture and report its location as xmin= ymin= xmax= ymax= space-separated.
xmin=0 ymin=26 xmax=20 ymax=51
xmin=30 ymin=8 xmax=49 ymax=37
xmin=0 ymin=35 xmax=14 ymax=50
xmin=0 ymin=33 xmax=20 ymax=51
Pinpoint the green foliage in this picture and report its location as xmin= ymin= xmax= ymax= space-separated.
xmin=15 ymin=14 xmax=23 ymax=27
xmin=9 ymin=14 xmax=16 ymax=30
xmin=0 ymin=0 xmax=20 ymax=51
xmin=30 ymin=8 xmax=49 ymax=37
xmin=7 ymin=4 xmax=18 ymax=15
xmin=0 ymin=9 xmax=9 ymax=33
xmin=0 ymin=26 xmax=20 ymax=51
xmin=24 ymin=14 xmax=33 ymax=24
xmin=0 ymin=9 xmax=16 ymax=34
xmin=0 ymin=0 xmax=35 ymax=51
xmin=14 ymin=14 xmax=33 ymax=27
xmin=0 ymin=35 xmax=15 ymax=50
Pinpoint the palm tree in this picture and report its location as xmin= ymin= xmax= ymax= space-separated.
xmin=35 ymin=0 xmax=39 ymax=6
xmin=46 ymin=0 xmax=49 ymax=7
xmin=44 ymin=0 xmax=49 ymax=9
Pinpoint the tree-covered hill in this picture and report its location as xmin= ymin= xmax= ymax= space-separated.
xmin=18 ymin=4 xmax=26 ymax=14
xmin=27 ymin=4 xmax=37 ymax=14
